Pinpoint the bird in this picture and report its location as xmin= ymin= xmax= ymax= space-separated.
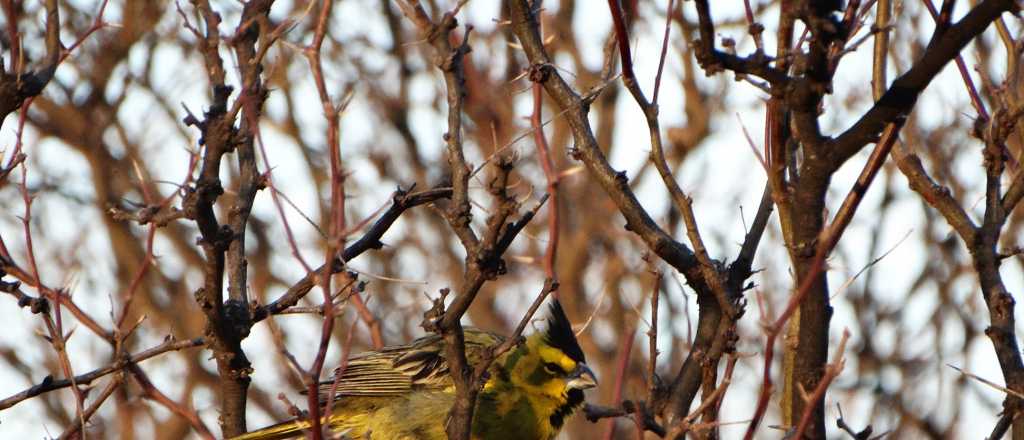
xmin=231 ymin=300 xmax=597 ymax=440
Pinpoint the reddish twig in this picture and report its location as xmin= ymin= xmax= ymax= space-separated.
xmin=665 ymin=355 xmax=738 ymax=438
xmin=17 ymin=165 xmax=87 ymax=429
xmin=652 ymin=0 xmax=675 ymax=105
xmin=745 ymin=122 xmax=903 ymax=439
xmin=56 ymin=373 xmax=123 ymax=440
xmin=129 ymin=364 xmax=215 ymax=440
xmin=0 ymin=336 xmax=205 ymax=410
xmin=255 ymin=187 xmax=452 ymax=320
xmin=530 ymin=81 xmax=560 ymax=284
xmin=602 ymin=326 xmax=636 ymax=440
xmin=114 ymin=162 xmax=161 ymax=335
xmin=300 ymin=1 xmax=349 ymax=437
xmin=646 ymin=266 xmax=661 ymax=403
xmin=607 ymin=0 xmax=734 ymax=320
xmin=792 ymin=330 xmax=850 ymax=439
xmin=584 ymin=401 xmax=666 ymax=437
xmin=470 ymin=279 xmax=558 ymax=384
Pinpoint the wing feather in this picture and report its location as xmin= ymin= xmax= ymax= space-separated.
xmin=307 ymin=329 xmax=504 ymax=401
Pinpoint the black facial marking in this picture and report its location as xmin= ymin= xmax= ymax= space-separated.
xmin=543 ymin=301 xmax=586 ymax=363
xmin=549 ymin=388 xmax=585 ymax=429
xmin=543 ymin=362 xmax=566 ymax=375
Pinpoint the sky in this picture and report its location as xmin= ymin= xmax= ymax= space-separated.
xmin=1 ymin=0 xmax=1023 ymax=438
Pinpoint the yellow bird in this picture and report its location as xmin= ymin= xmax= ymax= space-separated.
xmin=231 ymin=300 xmax=597 ymax=439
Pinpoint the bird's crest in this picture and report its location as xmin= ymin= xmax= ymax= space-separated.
xmin=544 ymin=300 xmax=586 ymax=363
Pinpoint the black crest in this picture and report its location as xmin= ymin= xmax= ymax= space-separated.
xmin=544 ymin=300 xmax=586 ymax=363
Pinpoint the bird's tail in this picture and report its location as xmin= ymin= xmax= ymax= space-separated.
xmin=227 ymin=419 xmax=311 ymax=440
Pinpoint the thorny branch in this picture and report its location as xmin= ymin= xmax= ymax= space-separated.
xmin=509 ymin=2 xmax=764 ymax=436
xmin=396 ymin=3 xmax=552 ymax=439
xmin=0 ymin=336 xmax=205 ymax=410
xmin=5 ymin=0 xmax=1024 ymax=439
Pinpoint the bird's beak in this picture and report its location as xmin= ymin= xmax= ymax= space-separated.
xmin=566 ymin=364 xmax=598 ymax=390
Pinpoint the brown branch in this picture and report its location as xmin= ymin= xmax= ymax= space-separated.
xmin=297 ymin=0 xmax=348 ymax=436
xmin=0 ymin=336 xmax=205 ymax=410
xmin=255 ymin=186 xmax=452 ymax=320
xmin=508 ymin=0 xmax=702 ymax=281
xmin=16 ymin=169 xmax=87 ymax=428
xmin=892 ymin=146 xmax=978 ymax=243
xmin=470 ymin=278 xmax=558 ymax=383
xmin=0 ymin=258 xmax=112 ymax=342
xmin=56 ymin=373 xmax=123 ymax=440
xmin=975 ymin=93 xmax=1024 ymax=439
xmin=531 ymin=82 xmax=560 ymax=282
xmin=728 ymin=183 xmax=774 ymax=290
xmin=832 ymin=0 xmax=1018 ymax=165
xmin=609 ymin=0 xmax=737 ymax=325
xmin=689 ymin=0 xmax=788 ymax=84
xmin=988 ymin=412 xmax=1014 ymax=440
xmin=792 ymin=330 xmax=850 ymax=438
xmin=1005 ymin=169 xmax=1024 ymax=213
xmin=745 ymin=121 xmax=903 ymax=438
xmin=0 ymin=279 xmax=48 ymax=315
xmin=646 ymin=264 xmax=661 ymax=405
xmin=507 ymin=18 xmax=739 ymax=429
xmin=114 ymin=208 xmax=157 ymax=334
xmin=129 ymin=364 xmax=215 ymax=440
xmin=396 ymin=4 xmax=557 ymax=439
xmin=433 ymin=184 xmax=547 ymax=440
xmin=396 ymin=0 xmax=477 ymax=252
xmin=607 ymin=2 xmax=777 ymax=431
xmin=508 ymin=3 xmax=761 ymax=432
xmin=646 ymin=1 xmax=674 ymax=105
xmin=584 ymin=401 xmax=666 ymax=437
xmin=665 ymin=355 xmax=738 ymax=438
xmin=835 ymin=403 xmax=874 ymax=440
xmin=178 ymin=1 xmax=277 ymax=436
xmin=601 ymin=325 xmax=636 ymax=440
xmin=0 ymin=0 xmax=109 ymax=126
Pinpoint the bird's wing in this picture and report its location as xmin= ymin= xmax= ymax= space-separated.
xmin=310 ymin=329 xmax=505 ymax=399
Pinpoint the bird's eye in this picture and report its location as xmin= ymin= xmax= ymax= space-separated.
xmin=543 ymin=362 xmax=564 ymax=375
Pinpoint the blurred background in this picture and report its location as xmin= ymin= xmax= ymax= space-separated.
xmin=1 ymin=0 xmax=1022 ymax=438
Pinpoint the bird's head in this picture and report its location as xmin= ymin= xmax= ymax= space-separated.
xmin=502 ymin=300 xmax=596 ymax=423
